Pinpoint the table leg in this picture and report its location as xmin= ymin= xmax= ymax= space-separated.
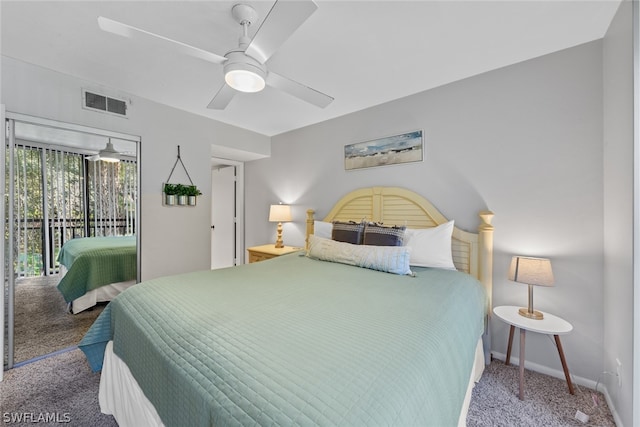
xmin=554 ymin=335 xmax=575 ymax=395
xmin=519 ymin=328 xmax=526 ymax=400
xmin=505 ymin=325 xmax=515 ymax=366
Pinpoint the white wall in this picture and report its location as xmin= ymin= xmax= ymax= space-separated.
xmin=246 ymin=41 xmax=606 ymax=383
xmin=603 ymin=2 xmax=634 ymax=426
xmin=1 ymin=56 xmax=270 ymax=280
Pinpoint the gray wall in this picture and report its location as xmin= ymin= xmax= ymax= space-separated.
xmin=1 ymin=56 xmax=270 ymax=280
xmin=603 ymin=2 xmax=634 ymax=426
xmin=2 ymin=20 xmax=633 ymax=423
xmin=246 ymin=41 xmax=605 ymax=383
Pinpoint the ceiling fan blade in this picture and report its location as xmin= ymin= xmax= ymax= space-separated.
xmin=207 ymin=84 xmax=237 ymax=109
xmin=97 ymin=16 xmax=227 ymax=65
xmin=267 ymin=72 xmax=333 ymax=108
xmin=244 ymin=0 xmax=318 ymax=64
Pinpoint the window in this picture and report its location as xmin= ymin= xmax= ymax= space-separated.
xmin=9 ymin=144 xmax=137 ymax=277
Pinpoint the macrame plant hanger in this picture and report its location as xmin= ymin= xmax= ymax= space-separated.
xmin=166 ymin=145 xmax=194 ymax=187
xmin=163 ymin=145 xmax=198 ymax=206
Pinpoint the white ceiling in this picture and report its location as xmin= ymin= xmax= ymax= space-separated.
xmin=1 ymin=1 xmax=621 ymax=137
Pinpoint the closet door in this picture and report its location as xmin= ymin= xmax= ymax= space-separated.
xmin=1 ymin=112 xmax=141 ymax=372
xmin=1 ymin=107 xmax=6 ymax=380
xmin=3 ymin=114 xmax=15 ymax=371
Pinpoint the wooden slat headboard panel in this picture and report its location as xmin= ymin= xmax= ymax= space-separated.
xmin=306 ymin=187 xmax=494 ymax=307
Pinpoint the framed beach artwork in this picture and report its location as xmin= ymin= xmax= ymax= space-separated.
xmin=344 ymin=130 xmax=424 ymax=171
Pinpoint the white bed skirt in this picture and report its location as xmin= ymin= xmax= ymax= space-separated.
xmin=71 ymin=280 xmax=136 ymax=314
xmin=100 ymin=341 xmax=165 ymax=427
xmin=99 ymin=338 xmax=485 ymax=427
xmin=458 ymin=338 xmax=485 ymax=427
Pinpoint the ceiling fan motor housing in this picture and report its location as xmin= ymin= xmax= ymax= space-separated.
xmin=223 ymin=50 xmax=267 ymax=92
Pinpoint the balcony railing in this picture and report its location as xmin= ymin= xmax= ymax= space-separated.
xmin=11 ymin=217 xmax=135 ymax=277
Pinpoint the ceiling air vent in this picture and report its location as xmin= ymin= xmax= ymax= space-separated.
xmin=82 ymin=89 xmax=129 ymax=117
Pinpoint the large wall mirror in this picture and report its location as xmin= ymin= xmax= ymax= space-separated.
xmin=2 ymin=113 xmax=140 ymax=371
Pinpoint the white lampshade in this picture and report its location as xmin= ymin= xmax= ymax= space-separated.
xmin=508 ymin=256 xmax=554 ymax=287
xmin=508 ymin=255 xmax=554 ymax=320
xmin=269 ymin=204 xmax=292 ymax=222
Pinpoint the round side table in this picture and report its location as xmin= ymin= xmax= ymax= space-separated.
xmin=493 ymin=305 xmax=574 ymax=400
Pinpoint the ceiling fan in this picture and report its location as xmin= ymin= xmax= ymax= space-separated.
xmin=97 ymin=0 xmax=333 ymax=110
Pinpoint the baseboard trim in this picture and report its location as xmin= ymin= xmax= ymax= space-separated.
xmin=601 ymin=385 xmax=624 ymax=427
xmin=491 ymin=352 xmax=623 ymax=426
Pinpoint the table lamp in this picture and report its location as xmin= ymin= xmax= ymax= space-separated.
xmin=269 ymin=204 xmax=292 ymax=248
xmin=508 ymin=256 xmax=554 ymax=320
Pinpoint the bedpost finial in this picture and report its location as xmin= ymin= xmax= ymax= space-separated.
xmin=306 ymin=209 xmax=315 ymax=223
xmin=306 ymin=209 xmax=316 ymax=251
xmin=478 ymin=210 xmax=494 ymax=230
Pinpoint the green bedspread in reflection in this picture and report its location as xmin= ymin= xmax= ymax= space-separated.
xmin=81 ymin=252 xmax=486 ymax=427
xmin=57 ymin=236 xmax=136 ymax=302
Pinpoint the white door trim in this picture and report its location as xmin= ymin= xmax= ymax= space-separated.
xmin=211 ymin=158 xmax=244 ymax=265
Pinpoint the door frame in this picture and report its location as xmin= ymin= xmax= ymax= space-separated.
xmin=211 ymin=158 xmax=244 ymax=266
xmin=633 ymin=1 xmax=640 ymax=424
xmin=1 ymin=105 xmax=5 ymax=381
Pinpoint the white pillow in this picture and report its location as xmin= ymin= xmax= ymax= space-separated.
xmin=307 ymin=234 xmax=413 ymax=276
xmin=404 ymin=221 xmax=456 ymax=270
xmin=313 ymin=220 xmax=333 ymax=239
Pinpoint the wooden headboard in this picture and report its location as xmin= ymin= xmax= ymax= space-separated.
xmin=305 ymin=187 xmax=494 ymax=307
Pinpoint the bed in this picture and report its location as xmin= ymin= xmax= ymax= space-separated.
xmin=80 ymin=187 xmax=494 ymax=427
xmin=57 ymin=235 xmax=137 ymax=313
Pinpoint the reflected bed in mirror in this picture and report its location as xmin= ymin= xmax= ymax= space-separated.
xmin=5 ymin=113 xmax=140 ymax=366
xmin=57 ymin=235 xmax=137 ymax=313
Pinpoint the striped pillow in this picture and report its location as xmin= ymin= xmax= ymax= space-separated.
xmin=331 ymin=221 xmax=365 ymax=244
xmin=363 ymin=223 xmax=406 ymax=246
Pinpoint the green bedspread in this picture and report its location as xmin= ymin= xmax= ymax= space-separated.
xmin=57 ymin=236 xmax=136 ymax=302
xmin=80 ymin=253 xmax=486 ymax=427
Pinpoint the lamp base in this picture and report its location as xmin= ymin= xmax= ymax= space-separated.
xmin=518 ymin=307 xmax=544 ymax=320
xmin=274 ymin=222 xmax=284 ymax=248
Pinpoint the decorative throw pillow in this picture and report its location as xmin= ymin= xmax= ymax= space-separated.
xmin=307 ymin=234 xmax=413 ymax=275
xmin=331 ymin=221 xmax=364 ymax=244
xmin=313 ymin=221 xmax=333 ymax=239
xmin=403 ymin=220 xmax=456 ymax=270
xmin=363 ymin=223 xmax=406 ymax=246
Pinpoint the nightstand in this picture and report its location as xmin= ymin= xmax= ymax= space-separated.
xmin=493 ymin=305 xmax=574 ymax=400
xmin=247 ymin=244 xmax=302 ymax=263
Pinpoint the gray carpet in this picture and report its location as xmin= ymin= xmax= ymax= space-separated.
xmin=467 ymin=360 xmax=617 ymax=426
xmin=0 ymin=349 xmax=117 ymax=427
xmin=11 ymin=276 xmax=105 ymax=363
xmin=1 ymin=351 xmax=617 ymax=427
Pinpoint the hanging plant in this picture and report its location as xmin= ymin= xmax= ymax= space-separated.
xmin=163 ymin=183 xmax=178 ymax=206
xmin=185 ymin=185 xmax=202 ymax=206
xmin=162 ymin=146 xmax=201 ymax=207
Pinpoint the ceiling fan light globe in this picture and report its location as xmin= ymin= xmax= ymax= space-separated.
xmin=223 ymin=52 xmax=267 ymax=93
xmin=225 ymin=69 xmax=265 ymax=93
xmin=100 ymin=156 xmax=120 ymax=163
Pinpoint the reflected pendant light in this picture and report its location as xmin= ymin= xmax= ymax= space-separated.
xmin=99 ymin=140 xmax=120 ymax=163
